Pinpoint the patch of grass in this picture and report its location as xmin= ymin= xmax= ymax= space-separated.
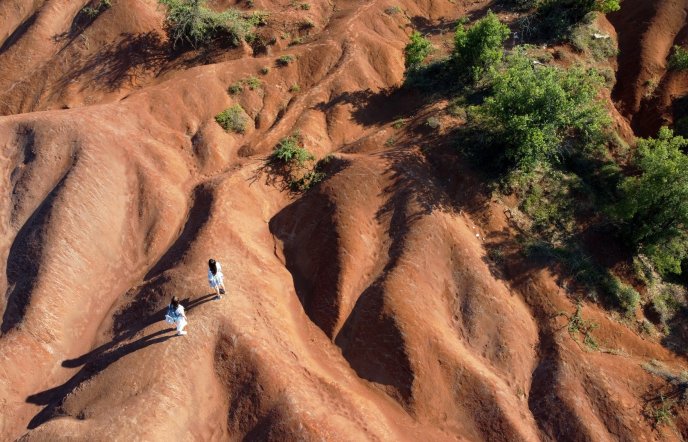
xmin=259 ymin=66 xmax=270 ymax=75
xmin=289 ymin=84 xmax=301 ymax=93
xmin=299 ymin=2 xmax=311 ymax=10
xmin=385 ymin=5 xmax=402 ymax=15
xmin=385 ymin=137 xmax=396 ymax=146
xmin=289 ymin=36 xmax=303 ymax=46
xmin=215 ymin=104 xmax=248 ymax=133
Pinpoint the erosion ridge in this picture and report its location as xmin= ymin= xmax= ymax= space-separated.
xmin=0 ymin=0 xmax=687 ymax=440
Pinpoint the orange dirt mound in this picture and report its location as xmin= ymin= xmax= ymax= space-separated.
xmin=1 ymin=0 xmax=687 ymax=440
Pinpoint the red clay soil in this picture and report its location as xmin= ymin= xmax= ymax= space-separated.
xmin=609 ymin=0 xmax=688 ymax=136
xmin=1 ymin=0 xmax=688 ymax=441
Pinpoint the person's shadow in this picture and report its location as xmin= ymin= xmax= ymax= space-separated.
xmin=25 ymin=293 xmax=218 ymax=429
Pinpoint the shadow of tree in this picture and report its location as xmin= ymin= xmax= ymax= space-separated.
xmin=314 ymin=87 xmax=425 ymax=127
xmin=55 ymin=32 xmax=168 ymax=94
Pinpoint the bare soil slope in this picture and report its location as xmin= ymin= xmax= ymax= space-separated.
xmin=1 ymin=0 xmax=688 ymax=440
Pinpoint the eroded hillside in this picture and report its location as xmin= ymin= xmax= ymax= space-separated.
xmin=1 ymin=0 xmax=688 ymax=440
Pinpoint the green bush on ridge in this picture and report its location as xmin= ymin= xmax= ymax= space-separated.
xmin=453 ymin=11 xmax=511 ymax=82
xmin=158 ymin=0 xmax=255 ymax=48
xmin=477 ymin=50 xmax=609 ymax=171
xmin=404 ymin=31 xmax=433 ymax=71
xmin=614 ymin=127 xmax=688 ymax=276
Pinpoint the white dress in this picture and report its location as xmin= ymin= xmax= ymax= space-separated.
xmin=174 ymin=304 xmax=187 ymax=332
xmin=208 ymin=262 xmax=224 ymax=288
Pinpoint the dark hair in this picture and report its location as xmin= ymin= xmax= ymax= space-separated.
xmin=209 ymin=259 xmax=217 ymax=275
xmin=171 ymin=296 xmax=179 ymax=309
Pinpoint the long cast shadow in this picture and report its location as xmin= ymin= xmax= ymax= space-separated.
xmin=26 ymin=327 xmax=176 ymax=429
xmin=65 ymin=293 xmax=217 ymax=369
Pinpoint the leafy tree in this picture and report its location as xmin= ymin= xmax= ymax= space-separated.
xmin=158 ymin=0 xmax=253 ymax=48
xmin=404 ymin=31 xmax=432 ymax=70
xmin=478 ymin=51 xmax=609 ymax=170
xmin=453 ymin=11 xmax=510 ymax=82
xmin=615 ymin=128 xmax=688 ymax=275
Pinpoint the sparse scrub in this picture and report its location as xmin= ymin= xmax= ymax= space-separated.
xmin=215 ymin=104 xmax=248 ymax=133
xmin=392 ymin=118 xmax=406 ymax=129
xmin=385 ymin=5 xmax=402 ymax=15
xmin=289 ymin=84 xmax=301 ymax=93
xmin=260 ymin=66 xmax=270 ymax=75
xmin=557 ymin=302 xmax=599 ymax=351
xmin=531 ymin=0 xmax=620 ymax=42
xmin=569 ymin=20 xmax=617 ymax=61
xmin=158 ymin=0 xmax=254 ymax=48
xmin=453 ymin=11 xmax=510 ymax=82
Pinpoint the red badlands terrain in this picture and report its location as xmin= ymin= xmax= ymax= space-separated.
xmin=1 ymin=0 xmax=688 ymax=440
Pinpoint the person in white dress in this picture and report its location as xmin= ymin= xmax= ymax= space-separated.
xmin=208 ymin=258 xmax=226 ymax=300
xmin=165 ymin=296 xmax=188 ymax=336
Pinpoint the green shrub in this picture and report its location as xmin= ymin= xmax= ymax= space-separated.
xmin=602 ymin=275 xmax=640 ymax=315
xmin=426 ymin=116 xmax=441 ymax=129
xmin=260 ymin=66 xmax=270 ymax=75
xmin=245 ymin=76 xmax=262 ymax=90
xmin=82 ymin=0 xmax=111 ymax=18
xmin=669 ymin=46 xmax=688 ymax=70
xmin=215 ymin=104 xmax=248 ymax=133
xmin=453 ymin=11 xmax=510 ymax=82
xmin=158 ymin=0 xmax=253 ymax=48
xmin=277 ymin=54 xmax=295 ymax=66
xmin=289 ymin=84 xmax=301 ymax=93
xmin=615 ymin=128 xmax=688 ymax=275
xmin=478 ymin=51 xmax=609 ymax=171
xmin=228 ymin=82 xmax=243 ymax=94
xmin=273 ymin=134 xmax=313 ymax=165
xmin=248 ymin=10 xmax=269 ymax=26
xmin=385 ymin=6 xmax=402 ymax=15
xmin=300 ymin=19 xmax=315 ymax=29
xmin=404 ymin=31 xmax=433 ymax=70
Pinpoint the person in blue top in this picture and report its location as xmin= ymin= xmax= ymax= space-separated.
xmin=208 ymin=258 xmax=227 ymax=300
xmin=165 ymin=296 xmax=188 ymax=336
